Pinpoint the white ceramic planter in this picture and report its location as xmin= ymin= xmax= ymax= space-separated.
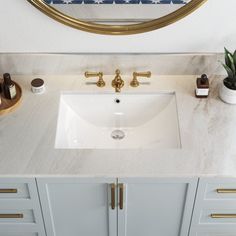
xmin=219 ymin=82 xmax=236 ymax=104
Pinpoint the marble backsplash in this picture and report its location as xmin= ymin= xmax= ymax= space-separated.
xmin=0 ymin=53 xmax=225 ymax=77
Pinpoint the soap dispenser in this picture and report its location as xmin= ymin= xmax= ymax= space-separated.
xmin=195 ymin=74 xmax=209 ymax=98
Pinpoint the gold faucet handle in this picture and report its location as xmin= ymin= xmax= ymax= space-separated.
xmin=84 ymin=71 xmax=105 ymax=87
xmin=130 ymin=71 xmax=151 ymax=87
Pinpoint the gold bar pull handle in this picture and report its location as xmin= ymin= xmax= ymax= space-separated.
xmin=119 ymin=183 xmax=124 ymax=210
xmin=0 ymin=189 xmax=17 ymax=194
xmin=217 ymin=189 xmax=236 ymax=193
xmin=211 ymin=214 xmax=236 ymax=219
xmin=84 ymin=71 xmax=105 ymax=87
xmin=110 ymin=183 xmax=116 ymax=210
xmin=0 ymin=214 xmax=23 ymax=219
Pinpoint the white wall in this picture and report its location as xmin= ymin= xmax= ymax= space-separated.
xmin=0 ymin=0 xmax=235 ymax=53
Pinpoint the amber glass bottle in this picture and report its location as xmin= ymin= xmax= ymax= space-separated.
xmin=3 ymin=73 xmax=16 ymax=99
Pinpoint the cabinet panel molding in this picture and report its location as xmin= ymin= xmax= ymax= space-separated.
xmin=118 ymin=177 xmax=198 ymax=236
xmin=189 ymin=178 xmax=236 ymax=236
xmin=0 ymin=177 xmax=46 ymax=236
xmin=37 ymin=177 xmax=117 ymax=236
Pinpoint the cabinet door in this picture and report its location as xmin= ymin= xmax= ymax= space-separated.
xmin=118 ymin=178 xmax=198 ymax=236
xmin=37 ymin=178 xmax=117 ymax=236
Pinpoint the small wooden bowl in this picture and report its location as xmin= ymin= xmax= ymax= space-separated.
xmin=0 ymin=79 xmax=22 ymax=115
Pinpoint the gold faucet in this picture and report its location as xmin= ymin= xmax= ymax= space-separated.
xmin=112 ymin=69 xmax=124 ymax=93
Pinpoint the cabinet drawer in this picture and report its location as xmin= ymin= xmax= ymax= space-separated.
xmin=0 ymin=180 xmax=32 ymax=199
xmin=199 ymin=208 xmax=236 ymax=224
xmin=0 ymin=209 xmax=35 ymax=223
xmin=191 ymin=227 xmax=236 ymax=236
xmin=0 ymin=234 xmax=38 ymax=236
xmin=189 ymin=178 xmax=236 ymax=236
xmin=196 ymin=233 xmax=236 ymax=236
xmin=0 ymin=178 xmax=46 ymax=236
xmin=204 ymin=182 xmax=236 ymax=200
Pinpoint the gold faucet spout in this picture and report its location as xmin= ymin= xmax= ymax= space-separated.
xmin=112 ymin=69 xmax=124 ymax=93
xmin=115 ymin=85 xmax=121 ymax=93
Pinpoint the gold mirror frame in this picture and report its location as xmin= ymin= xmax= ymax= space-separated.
xmin=28 ymin=0 xmax=207 ymax=35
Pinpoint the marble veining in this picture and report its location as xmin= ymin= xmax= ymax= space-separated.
xmin=0 ymin=53 xmax=224 ymax=77
xmin=0 ymin=72 xmax=236 ymax=177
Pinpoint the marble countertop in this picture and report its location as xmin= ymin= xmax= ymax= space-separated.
xmin=0 ymin=74 xmax=236 ymax=177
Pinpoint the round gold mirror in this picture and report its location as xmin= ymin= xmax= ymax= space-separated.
xmin=28 ymin=0 xmax=207 ymax=35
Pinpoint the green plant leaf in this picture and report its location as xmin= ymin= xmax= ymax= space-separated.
xmin=228 ymin=53 xmax=236 ymax=76
xmin=224 ymin=47 xmax=232 ymax=67
xmin=233 ymin=50 xmax=236 ymax=66
xmin=222 ymin=63 xmax=234 ymax=79
xmin=225 ymin=47 xmax=233 ymax=56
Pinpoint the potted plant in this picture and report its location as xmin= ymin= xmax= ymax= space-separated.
xmin=219 ymin=48 xmax=236 ymax=104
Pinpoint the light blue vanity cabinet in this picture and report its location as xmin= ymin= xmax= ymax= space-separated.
xmin=189 ymin=178 xmax=236 ymax=236
xmin=36 ymin=177 xmax=198 ymax=236
xmin=0 ymin=178 xmax=46 ymax=236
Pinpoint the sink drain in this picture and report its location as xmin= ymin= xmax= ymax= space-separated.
xmin=111 ymin=130 xmax=125 ymax=140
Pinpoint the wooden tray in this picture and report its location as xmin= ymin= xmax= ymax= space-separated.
xmin=0 ymin=79 xmax=22 ymax=115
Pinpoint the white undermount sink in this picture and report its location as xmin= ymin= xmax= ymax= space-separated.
xmin=55 ymin=92 xmax=181 ymax=149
